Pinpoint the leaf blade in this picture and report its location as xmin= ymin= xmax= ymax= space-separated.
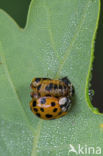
xmin=0 ymin=0 xmax=102 ymax=156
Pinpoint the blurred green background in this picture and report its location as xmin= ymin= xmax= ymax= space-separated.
xmin=0 ymin=0 xmax=103 ymax=112
xmin=91 ymin=1 xmax=103 ymax=113
xmin=0 ymin=0 xmax=31 ymax=27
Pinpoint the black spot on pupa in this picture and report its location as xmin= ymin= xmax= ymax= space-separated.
xmin=42 ymin=78 xmax=51 ymax=80
xmin=40 ymin=108 xmax=44 ymax=112
xmin=53 ymin=108 xmax=58 ymax=112
xmin=61 ymin=77 xmax=71 ymax=85
xmin=35 ymin=78 xmax=41 ymax=83
xmin=45 ymin=83 xmax=53 ymax=91
xmin=36 ymin=113 xmax=41 ymax=117
xmin=51 ymin=102 xmax=56 ymax=106
xmin=60 ymin=105 xmax=64 ymax=108
xmin=64 ymin=86 xmax=66 ymax=89
xmin=37 ymin=84 xmax=41 ymax=90
xmin=54 ymin=84 xmax=58 ymax=90
xmin=34 ymin=108 xmax=38 ymax=112
xmin=59 ymin=85 xmax=62 ymax=90
xmin=45 ymin=114 xmax=53 ymax=118
xmin=41 ymin=98 xmax=46 ymax=104
xmin=33 ymin=100 xmax=36 ymax=107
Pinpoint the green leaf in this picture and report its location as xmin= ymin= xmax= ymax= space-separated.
xmin=0 ymin=0 xmax=102 ymax=155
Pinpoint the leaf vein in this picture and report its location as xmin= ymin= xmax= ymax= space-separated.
xmin=56 ymin=1 xmax=90 ymax=78
xmin=44 ymin=5 xmax=59 ymax=60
